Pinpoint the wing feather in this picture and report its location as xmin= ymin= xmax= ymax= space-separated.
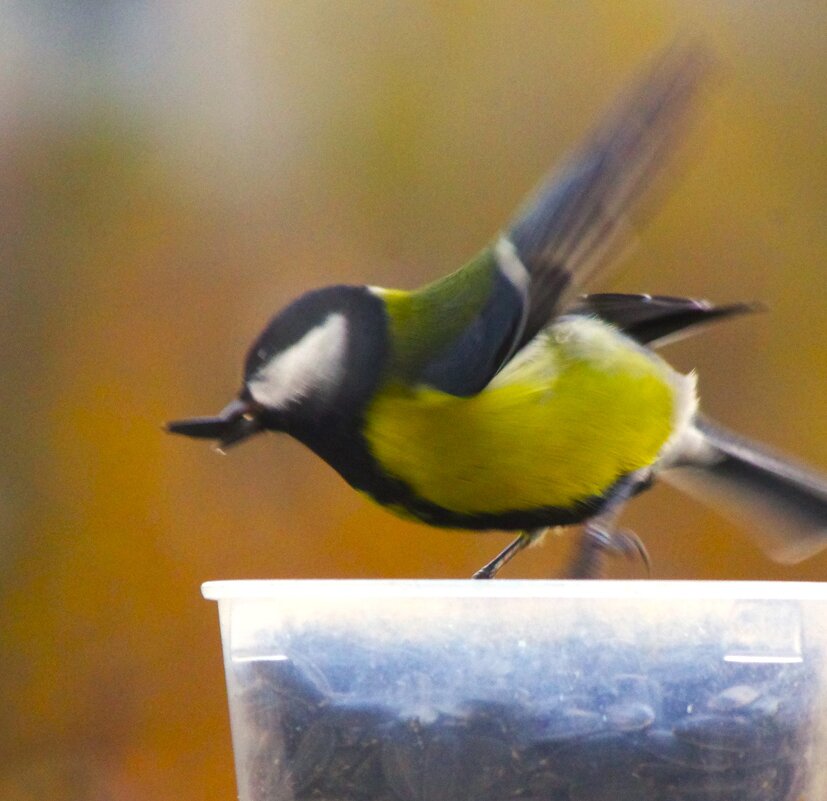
xmin=572 ymin=293 xmax=759 ymax=346
xmin=508 ymin=42 xmax=712 ymax=351
xmin=384 ymin=43 xmax=712 ymax=396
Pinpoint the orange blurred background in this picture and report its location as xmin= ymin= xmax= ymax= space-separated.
xmin=1 ymin=2 xmax=825 ymax=799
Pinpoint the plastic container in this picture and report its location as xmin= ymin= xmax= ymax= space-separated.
xmin=203 ymin=580 xmax=827 ymax=801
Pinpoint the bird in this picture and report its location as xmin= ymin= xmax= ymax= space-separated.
xmin=167 ymin=44 xmax=827 ymax=578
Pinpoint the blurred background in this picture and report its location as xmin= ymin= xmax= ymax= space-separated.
xmin=1 ymin=2 xmax=825 ymax=798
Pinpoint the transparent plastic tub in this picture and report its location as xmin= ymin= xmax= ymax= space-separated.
xmin=203 ymin=580 xmax=827 ymax=801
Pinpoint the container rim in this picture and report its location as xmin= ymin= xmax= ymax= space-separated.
xmin=202 ymin=579 xmax=827 ymax=602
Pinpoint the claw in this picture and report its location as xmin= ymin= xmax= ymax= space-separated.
xmin=606 ymin=527 xmax=652 ymax=575
xmin=567 ymin=524 xmax=651 ymax=579
xmin=472 ymin=565 xmax=497 ymax=580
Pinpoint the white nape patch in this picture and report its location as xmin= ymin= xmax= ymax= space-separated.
xmin=494 ymin=236 xmax=530 ymax=295
xmin=248 ymin=313 xmax=348 ymax=409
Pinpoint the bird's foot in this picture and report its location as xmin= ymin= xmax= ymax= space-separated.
xmin=472 ymin=564 xmax=498 ymax=580
xmin=566 ymin=524 xmax=650 ymax=579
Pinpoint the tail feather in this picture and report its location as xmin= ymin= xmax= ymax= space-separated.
xmin=663 ymin=417 xmax=827 ymax=564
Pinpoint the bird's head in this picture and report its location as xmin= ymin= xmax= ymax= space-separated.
xmin=167 ymin=285 xmax=388 ymax=451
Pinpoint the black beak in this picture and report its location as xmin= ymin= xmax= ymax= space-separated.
xmin=166 ymin=398 xmax=264 ymax=452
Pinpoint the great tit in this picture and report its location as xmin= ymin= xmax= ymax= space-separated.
xmin=168 ymin=45 xmax=827 ymax=578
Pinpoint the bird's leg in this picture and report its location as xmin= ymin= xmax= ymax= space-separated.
xmin=565 ymin=470 xmax=653 ymax=579
xmin=472 ymin=527 xmax=547 ymax=579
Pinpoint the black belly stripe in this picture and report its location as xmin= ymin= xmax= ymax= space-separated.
xmin=290 ymin=406 xmax=640 ymax=532
xmin=370 ymin=479 xmax=620 ymax=531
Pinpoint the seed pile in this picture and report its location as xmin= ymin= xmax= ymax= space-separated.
xmin=234 ymin=630 xmax=816 ymax=801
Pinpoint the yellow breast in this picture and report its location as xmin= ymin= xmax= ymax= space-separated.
xmin=364 ymin=318 xmax=691 ymax=515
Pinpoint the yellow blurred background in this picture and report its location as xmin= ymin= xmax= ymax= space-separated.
xmin=1 ymin=2 xmax=825 ymax=799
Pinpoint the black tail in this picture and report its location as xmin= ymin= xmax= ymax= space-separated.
xmin=664 ymin=417 xmax=827 ymax=564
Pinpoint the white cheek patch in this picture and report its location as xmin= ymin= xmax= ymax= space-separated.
xmin=248 ymin=313 xmax=348 ymax=409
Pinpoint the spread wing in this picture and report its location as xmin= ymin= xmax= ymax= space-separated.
xmin=572 ymin=293 xmax=758 ymax=347
xmin=506 ymin=42 xmax=711 ymax=352
xmin=383 ymin=43 xmax=712 ymax=396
